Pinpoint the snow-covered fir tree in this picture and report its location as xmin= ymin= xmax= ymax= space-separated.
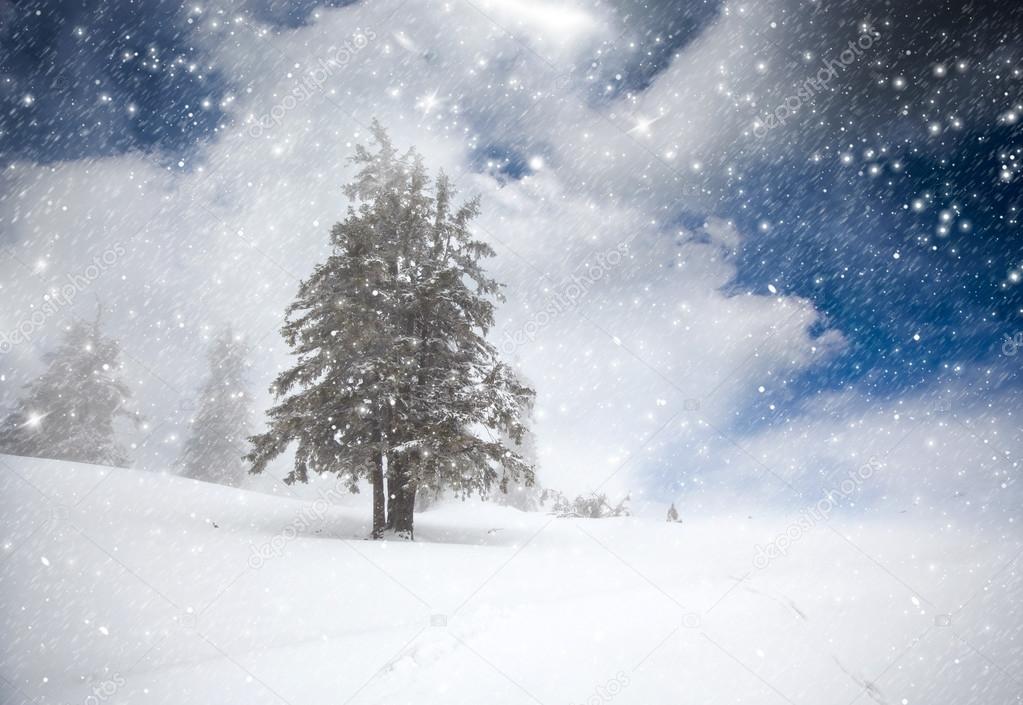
xmin=0 ymin=310 xmax=137 ymax=466
xmin=176 ymin=328 xmax=254 ymax=487
xmin=492 ymin=369 xmax=542 ymax=511
xmin=247 ymin=121 xmax=535 ymax=538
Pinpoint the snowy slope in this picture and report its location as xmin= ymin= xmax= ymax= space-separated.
xmin=1 ymin=454 xmax=1020 ymax=705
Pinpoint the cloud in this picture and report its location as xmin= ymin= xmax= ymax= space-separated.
xmin=701 ymin=217 xmax=741 ymax=253
xmin=471 ymin=0 xmax=606 ymax=55
xmin=717 ymin=381 xmax=1022 ymax=527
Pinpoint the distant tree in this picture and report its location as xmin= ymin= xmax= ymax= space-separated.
xmin=0 ymin=310 xmax=137 ymax=466
xmin=493 ymin=477 xmax=543 ymax=513
xmin=548 ymin=491 xmax=631 ymax=519
xmin=176 ymin=328 xmax=254 ymax=486
xmin=247 ymin=121 xmax=534 ymax=539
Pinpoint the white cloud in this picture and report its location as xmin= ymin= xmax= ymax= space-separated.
xmin=471 ymin=0 xmax=606 ymax=54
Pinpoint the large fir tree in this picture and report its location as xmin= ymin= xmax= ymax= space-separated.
xmin=0 ymin=310 xmax=137 ymax=466
xmin=247 ymin=121 xmax=534 ymax=538
xmin=176 ymin=328 xmax=254 ymax=486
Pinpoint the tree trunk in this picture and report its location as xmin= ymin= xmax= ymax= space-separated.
xmin=385 ymin=454 xmax=416 ymax=539
xmin=390 ymin=479 xmax=416 ymax=539
xmin=370 ymin=430 xmax=386 ymax=539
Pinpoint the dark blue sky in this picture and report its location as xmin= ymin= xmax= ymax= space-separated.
xmin=2 ymin=0 xmax=1021 ymax=433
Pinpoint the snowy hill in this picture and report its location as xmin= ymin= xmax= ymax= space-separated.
xmin=1 ymin=454 xmax=1020 ymax=704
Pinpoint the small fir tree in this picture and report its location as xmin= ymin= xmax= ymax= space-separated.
xmin=0 ymin=311 xmax=137 ymax=466
xmin=176 ymin=328 xmax=254 ymax=486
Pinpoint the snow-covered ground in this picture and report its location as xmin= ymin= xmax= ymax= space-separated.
xmin=1 ymin=454 xmax=1020 ymax=704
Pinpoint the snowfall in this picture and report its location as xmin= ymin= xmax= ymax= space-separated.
xmin=1 ymin=454 xmax=1020 ymax=705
